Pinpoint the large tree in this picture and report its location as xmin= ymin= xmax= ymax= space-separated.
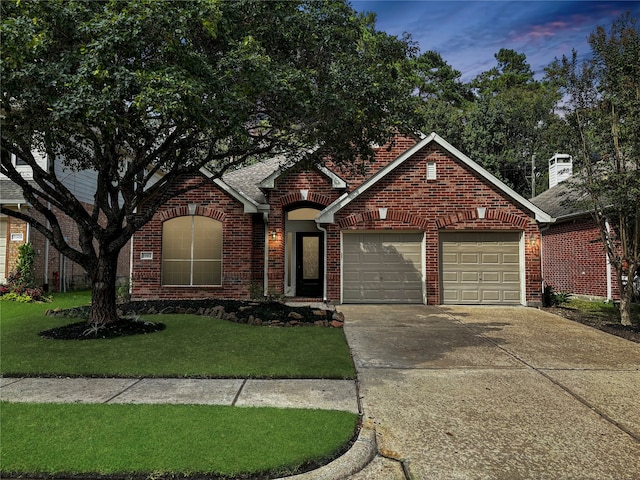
xmin=1 ymin=0 xmax=419 ymax=325
xmin=463 ymin=49 xmax=561 ymax=196
xmin=546 ymin=12 xmax=640 ymax=325
xmin=411 ymin=50 xmax=472 ymax=147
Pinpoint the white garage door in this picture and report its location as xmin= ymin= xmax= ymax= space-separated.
xmin=343 ymin=232 xmax=424 ymax=303
xmin=441 ymin=232 xmax=521 ymax=305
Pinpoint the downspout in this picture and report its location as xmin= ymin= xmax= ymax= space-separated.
xmin=44 ymin=202 xmax=50 ymax=291
xmin=316 ymin=223 xmax=328 ymax=302
xmin=263 ymin=212 xmax=269 ymax=298
xmin=129 ymin=234 xmax=134 ymax=297
xmin=539 ymin=223 xmax=551 ymax=304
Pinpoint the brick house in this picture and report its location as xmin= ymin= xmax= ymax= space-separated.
xmin=531 ymin=154 xmax=618 ymax=300
xmin=131 ymin=133 xmax=552 ymax=305
xmin=0 ymin=148 xmax=130 ymax=291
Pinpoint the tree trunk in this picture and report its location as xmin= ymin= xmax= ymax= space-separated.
xmin=619 ymin=285 xmax=633 ymax=327
xmin=88 ymin=255 xmax=120 ymax=326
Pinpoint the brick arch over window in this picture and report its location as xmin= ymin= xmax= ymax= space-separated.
xmin=338 ymin=209 xmax=428 ymax=229
xmin=435 ymin=208 xmax=529 ymax=229
xmin=158 ymin=206 xmax=226 ymax=222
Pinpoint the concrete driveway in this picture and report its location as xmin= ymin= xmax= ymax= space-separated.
xmin=339 ymin=305 xmax=640 ymax=480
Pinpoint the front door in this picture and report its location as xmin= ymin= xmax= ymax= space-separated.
xmin=296 ymin=232 xmax=323 ymax=297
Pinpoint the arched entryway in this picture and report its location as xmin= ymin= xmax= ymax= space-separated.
xmin=284 ymin=206 xmax=324 ymax=297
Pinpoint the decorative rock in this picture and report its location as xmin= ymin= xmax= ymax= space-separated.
xmin=288 ymin=312 xmax=304 ymax=320
xmin=330 ymin=320 xmax=344 ymax=328
xmin=288 ymin=320 xmax=299 ymax=326
xmin=332 ymin=311 xmax=345 ymax=322
xmin=160 ymin=307 xmax=174 ymax=314
xmin=312 ymin=309 xmax=327 ymax=317
xmin=314 ymin=320 xmax=325 ymax=326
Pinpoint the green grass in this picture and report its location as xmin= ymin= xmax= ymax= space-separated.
xmin=0 ymin=291 xmax=355 ymax=379
xmin=0 ymin=402 xmax=359 ymax=477
xmin=0 ymin=292 xmax=360 ymax=477
xmin=562 ymin=298 xmax=640 ymax=323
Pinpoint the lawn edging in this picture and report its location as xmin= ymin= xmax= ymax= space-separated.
xmin=46 ymin=299 xmax=346 ymax=328
xmin=276 ymin=418 xmax=377 ymax=480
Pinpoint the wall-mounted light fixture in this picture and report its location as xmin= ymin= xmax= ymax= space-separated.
xmin=477 ymin=207 xmax=486 ymax=219
xmin=188 ymin=203 xmax=197 ymax=216
xmin=271 ymin=230 xmax=277 ymax=240
xmin=528 ymin=234 xmax=539 ymax=247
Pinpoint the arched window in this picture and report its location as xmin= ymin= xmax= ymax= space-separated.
xmin=162 ymin=216 xmax=222 ymax=286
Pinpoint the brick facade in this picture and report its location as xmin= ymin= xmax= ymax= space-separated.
xmin=130 ymin=135 xmax=545 ymax=305
xmin=541 ymin=217 xmax=618 ymax=299
xmin=132 ymin=174 xmax=258 ymax=300
xmin=2 ymin=204 xmax=130 ymax=291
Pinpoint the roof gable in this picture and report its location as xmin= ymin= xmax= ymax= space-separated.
xmin=316 ymin=132 xmax=553 ymax=224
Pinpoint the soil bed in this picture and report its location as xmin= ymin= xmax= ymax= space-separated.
xmin=41 ymin=299 xmax=338 ymax=340
xmin=542 ymin=306 xmax=640 ymax=344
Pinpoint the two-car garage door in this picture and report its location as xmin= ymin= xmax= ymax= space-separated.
xmin=342 ymin=230 xmax=522 ymax=305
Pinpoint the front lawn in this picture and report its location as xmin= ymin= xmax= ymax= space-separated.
xmin=0 ymin=291 xmax=355 ymax=379
xmin=0 ymin=291 xmax=359 ymax=478
xmin=1 ymin=402 xmax=358 ymax=478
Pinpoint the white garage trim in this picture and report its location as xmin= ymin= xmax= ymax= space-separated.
xmin=341 ymin=230 xmax=425 ymax=304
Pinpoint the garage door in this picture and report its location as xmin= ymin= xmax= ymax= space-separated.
xmin=441 ymin=232 xmax=521 ymax=304
xmin=343 ymin=232 xmax=423 ymax=303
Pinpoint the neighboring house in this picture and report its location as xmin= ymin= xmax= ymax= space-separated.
xmin=131 ymin=133 xmax=551 ymax=306
xmin=0 ymin=148 xmax=130 ymax=290
xmin=530 ymin=154 xmax=618 ymax=300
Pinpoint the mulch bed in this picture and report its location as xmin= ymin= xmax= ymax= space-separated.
xmin=41 ymin=299 xmax=340 ymax=340
xmin=542 ymin=306 xmax=640 ymax=344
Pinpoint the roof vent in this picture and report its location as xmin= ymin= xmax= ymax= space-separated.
xmin=548 ymin=154 xmax=572 ymax=188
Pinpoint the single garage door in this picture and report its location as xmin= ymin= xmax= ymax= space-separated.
xmin=343 ymin=232 xmax=423 ymax=303
xmin=440 ymin=232 xmax=521 ymax=305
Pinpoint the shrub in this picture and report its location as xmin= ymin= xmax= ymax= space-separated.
xmin=0 ymin=243 xmax=51 ymax=303
xmin=543 ymin=284 xmax=570 ymax=307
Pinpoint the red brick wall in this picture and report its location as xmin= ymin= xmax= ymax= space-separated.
xmin=329 ymin=144 xmax=543 ymax=305
xmin=541 ymin=217 xmax=617 ymax=298
xmin=4 ymin=205 xmax=130 ymax=291
xmin=131 ymin=175 xmax=256 ymax=300
xmin=265 ymin=168 xmax=346 ymax=295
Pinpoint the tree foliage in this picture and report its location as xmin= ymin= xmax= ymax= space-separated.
xmin=547 ymin=12 xmax=640 ymax=325
xmin=0 ymin=0 xmax=419 ymax=324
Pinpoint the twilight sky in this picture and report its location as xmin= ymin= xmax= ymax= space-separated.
xmin=351 ymin=1 xmax=640 ymax=82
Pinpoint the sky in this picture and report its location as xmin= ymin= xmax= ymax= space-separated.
xmin=351 ymin=1 xmax=640 ymax=82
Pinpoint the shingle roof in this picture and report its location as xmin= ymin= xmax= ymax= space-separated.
xmin=530 ymin=178 xmax=590 ymax=220
xmin=222 ymin=155 xmax=288 ymax=203
xmin=0 ymin=179 xmax=31 ymax=204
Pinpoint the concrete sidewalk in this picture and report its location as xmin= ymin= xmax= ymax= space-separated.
xmin=0 ymin=377 xmax=359 ymax=413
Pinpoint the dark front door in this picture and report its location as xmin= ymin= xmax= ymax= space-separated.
xmin=296 ymin=232 xmax=324 ymax=297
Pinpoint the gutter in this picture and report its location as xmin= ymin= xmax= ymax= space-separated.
xmin=263 ymin=212 xmax=269 ymax=299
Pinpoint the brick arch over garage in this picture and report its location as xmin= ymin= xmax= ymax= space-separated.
xmin=158 ymin=205 xmax=227 ymax=223
xmin=338 ymin=209 xmax=428 ymax=229
xmin=435 ymin=208 xmax=529 ymax=229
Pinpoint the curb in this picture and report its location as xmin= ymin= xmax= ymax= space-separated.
xmin=276 ymin=420 xmax=377 ymax=480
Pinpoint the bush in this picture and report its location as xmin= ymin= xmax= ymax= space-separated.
xmin=543 ymin=284 xmax=570 ymax=307
xmin=0 ymin=243 xmax=51 ymax=302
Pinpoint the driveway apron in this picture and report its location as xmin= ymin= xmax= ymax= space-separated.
xmin=339 ymin=305 xmax=640 ymax=480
